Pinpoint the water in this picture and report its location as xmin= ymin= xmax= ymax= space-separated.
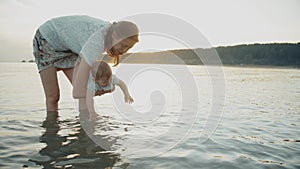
xmin=0 ymin=63 xmax=299 ymax=169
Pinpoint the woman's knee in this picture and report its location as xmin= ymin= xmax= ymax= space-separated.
xmin=46 ymin=92 xmax=60 ymax=104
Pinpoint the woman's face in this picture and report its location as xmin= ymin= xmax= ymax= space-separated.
xmin=110 ymin=37 xmax=137 ymax=56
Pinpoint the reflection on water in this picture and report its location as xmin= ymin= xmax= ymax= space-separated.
xmin=29 ymin=111 xmax=128 ymax=169
xmin=0 ymin=63 xmax=299 ymax=169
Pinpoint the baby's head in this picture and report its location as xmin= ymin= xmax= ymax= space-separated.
xmin=91 ymin=60 xmax=112 ymax=87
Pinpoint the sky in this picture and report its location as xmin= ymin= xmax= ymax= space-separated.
xmin=0 ymin=0 xmax=299 ymax=62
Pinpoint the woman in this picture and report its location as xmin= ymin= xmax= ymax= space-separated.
xmin=33 ymin=15 xmax=139 ymax=112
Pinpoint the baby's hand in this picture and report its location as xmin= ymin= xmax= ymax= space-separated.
xmin=125 ymin=95 xmax=134 ymax=104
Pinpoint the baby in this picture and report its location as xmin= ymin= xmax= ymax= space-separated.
xmin=84 ymin=60 xmax=133 ymax=120
xmin=91 ymin=60 xmax=134 ymax=104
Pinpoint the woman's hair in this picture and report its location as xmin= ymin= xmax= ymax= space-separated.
xmin=91 ymin=60 xmax=112 ymax=80
xmin=105 ymin=21 xmax=139 ymax=66
xmin=113 ymin=21 xmax=139 ymax=42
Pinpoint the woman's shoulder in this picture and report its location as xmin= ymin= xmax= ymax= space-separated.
xmin=48 ymin=15 xmax=107 ymax=24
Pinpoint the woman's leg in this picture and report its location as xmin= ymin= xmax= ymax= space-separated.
xmin=62 ymin=68 xmax=74 ymax=83
xmin=62 ymin=67 xmax=89 ymax=118
xmin=40 ymin=67 xmax=60 ymax=111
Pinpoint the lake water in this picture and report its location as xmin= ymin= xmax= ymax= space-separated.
xmin=0 ymin=63 xmax=299 ymax=169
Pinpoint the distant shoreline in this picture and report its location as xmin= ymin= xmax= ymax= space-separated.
xmin=222 ymin=64 xmax=299 ymax=70
xmin=13 ymin=42 xmax=300 ymax=69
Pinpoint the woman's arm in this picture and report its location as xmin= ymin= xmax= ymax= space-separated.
xmin=86 ymin=89 xmax=98 ymax=118
xmin=73 ymin=57 xmax=90 ymax=98
xmin=78 ymin=89 xmax=97 ymax=120
xmin=117 ymin=80 xmax=134 ymax=104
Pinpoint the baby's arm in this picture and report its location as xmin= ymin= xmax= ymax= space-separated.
xmin=116 ymin=80 xmax=134 ymax=104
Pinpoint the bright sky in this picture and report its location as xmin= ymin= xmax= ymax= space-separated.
xmin=0 ymin=0 xmax=299 ymax=62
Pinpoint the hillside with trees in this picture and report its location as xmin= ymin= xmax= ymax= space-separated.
xmin=117 ymin=43 xmax=300 ymax=68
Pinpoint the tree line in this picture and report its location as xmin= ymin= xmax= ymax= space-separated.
xmin=113 ymin=43 xmax=300 ymax=68
xmin=169 ymin=43 xmax=300 ymax=67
